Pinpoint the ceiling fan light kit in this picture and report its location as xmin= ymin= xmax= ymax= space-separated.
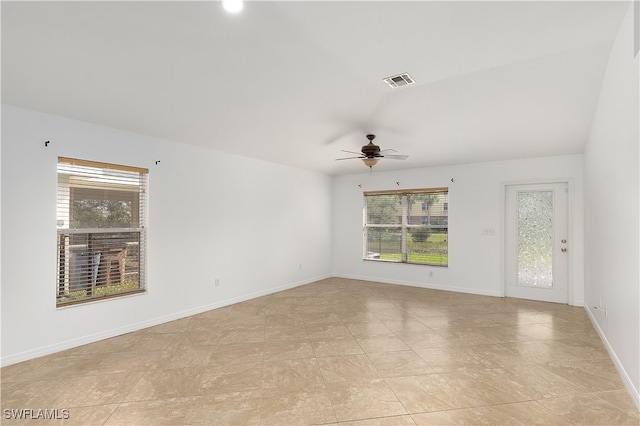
xmin=362 ymin=158 xmax=379 ymax=168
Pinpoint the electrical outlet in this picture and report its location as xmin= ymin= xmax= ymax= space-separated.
xmin=429 ymin=271 xmax=433 ymax=278
xmin=214 ymin=278 xmax=220 ymax=287
xmin=299 ymin=264 xmax=302 ymax=270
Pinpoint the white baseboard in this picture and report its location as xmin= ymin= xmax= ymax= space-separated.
xmin=332 ymin=273 xmax=502 ymax=298
xmin=1 ymin=274 xmax=330 ymax=367
xmin=585 ymin=305 xmax=640 ymax=410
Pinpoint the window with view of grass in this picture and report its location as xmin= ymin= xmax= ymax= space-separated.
xmin=364 ymin=188 xmax=448 ymax=266
xmin=56 ymin=157 xmax=148 ymax=306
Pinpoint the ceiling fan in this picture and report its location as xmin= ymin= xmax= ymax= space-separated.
xmin=336 ymin=134 xmax=409 ymax=169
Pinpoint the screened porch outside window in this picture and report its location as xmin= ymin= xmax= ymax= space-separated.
xmin=56 ymin=157 xmax=148 ymax=306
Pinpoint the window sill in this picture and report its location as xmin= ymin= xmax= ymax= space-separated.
xmin=56 ymin=289 xmax=146 ymax=308
xmin=363 ymin=258 xmax=448 ymax=267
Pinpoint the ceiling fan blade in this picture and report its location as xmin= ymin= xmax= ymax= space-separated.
xmin=341 ymin=149 xmax=363 ymax=155
xmin=379 ymin=148 xmax=398 ymax=153
xmin=335 ymin=156 xmax=365 ymax=161
xmin=382 ymin=154 xmax=409 ymax=160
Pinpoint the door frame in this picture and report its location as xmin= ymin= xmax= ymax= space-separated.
xmin=500 ymin=178 xmax=575 ymax=304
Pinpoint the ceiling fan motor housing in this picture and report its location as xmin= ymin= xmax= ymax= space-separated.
xmin=362 ymin=134 xmax=381 ymax=157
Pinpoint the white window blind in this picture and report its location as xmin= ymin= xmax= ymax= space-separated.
xmin=363 ymin=188 xmax=448 ymax=266
xmin=56 ymin=157 xmax=148 ymax=306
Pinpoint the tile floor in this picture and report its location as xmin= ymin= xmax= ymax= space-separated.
xmin=2 ymin=278 xmax=639 ymax=425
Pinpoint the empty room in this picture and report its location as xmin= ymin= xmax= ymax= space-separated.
xmin=1 ymin=1 xmax=639 ymax=425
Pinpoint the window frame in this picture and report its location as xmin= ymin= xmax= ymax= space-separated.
xmin=363 ymin=187 xmax=449 ymax=267
xmin=56 ymin=157 xmax=148 ymax=307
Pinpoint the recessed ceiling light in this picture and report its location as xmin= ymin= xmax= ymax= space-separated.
xmin=223 ymin=0 xmax=244 ymax=14
xmin=383 ymin=73 xmax=415 ymax=88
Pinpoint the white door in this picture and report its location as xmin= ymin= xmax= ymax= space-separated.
xmin=505 ymin=183 xmax=568 ymax=304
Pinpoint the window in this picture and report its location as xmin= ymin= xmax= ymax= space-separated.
xmin=56 ymin=157 xmax=148 ymax=306
xmin=364 ymin=188 xmax=448 ymax=266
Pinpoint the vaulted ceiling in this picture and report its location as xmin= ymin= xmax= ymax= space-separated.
xmin=2 ymin=1 xmax=631 ymax=174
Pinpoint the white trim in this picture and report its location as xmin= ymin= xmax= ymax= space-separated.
xmin=0 ymin=273 xmax=331 ymax=367
xmin=585 ymin=305 xmax=640 ymax=410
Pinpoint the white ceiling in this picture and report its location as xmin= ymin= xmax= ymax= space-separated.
xmin=1 ymin=1 xmax=631 ymax=175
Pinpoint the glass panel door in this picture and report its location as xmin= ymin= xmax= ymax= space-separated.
xmin=505 ymin=183 xmax=568 ymax=304
xmin=517 ymin=190 xmax=553 ymax=288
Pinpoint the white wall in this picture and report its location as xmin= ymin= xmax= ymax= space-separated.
xmin=1 ymin=105 xmax=333 ymax=365
xmin=584 ymin=4 xmax=640 ymax=406
xmin=331 ymin=155 xmax=584 ymax=304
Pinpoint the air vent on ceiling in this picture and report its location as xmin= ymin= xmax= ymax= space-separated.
xmin=383 ymin=73 xmax=415 ymax=88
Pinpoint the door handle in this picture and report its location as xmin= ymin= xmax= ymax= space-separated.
xmin=561 ymin=248 xmax=567 ymax=253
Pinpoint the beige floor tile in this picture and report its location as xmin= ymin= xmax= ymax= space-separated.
xmin=208 ymin=343 xmax=264 ymax=367
xmin=410 ymin=407 xmax=491 ymax=425
xmin=124 ymin=368 xmax=205 ymax=402
xmin=310 ymin=336 xmax=364 ymax=357
xmin=326 ymin=379 xmax=407 ymax=422
xmin=515 ymin=323 xmax=574 ymax=340
xmin=217 ymin=325 xmax=265 ymax=345
xmin=263 ymin=341 xmax=315 ymax=361
xmin=124 ymin=332 xmax=182 ymax=353
xmin=354 ymin=334 xmax=411 ymax=353
xmin=260 ymin=387 xmax=336 ymax=426
xmin=1 ymin=379 xmax=74 ymax=409
xmin=336 ymin=311 xmax=379 ymax=325
xmin=306 ymin=323 xmax=352 ymax=339
xmin=464 ymin=343 xmax=525 ymax=367
xmin=596 ymin=389 xmax=640 ymax=418
xmin=473 ymin=324 xmax=533 ymax=344
xmin=392 ymin=330 xmax=449 ymax=351
xmin=367 ymin=350 xmax=436 ymax=378
xmin=264 ymin=325 xmax=309 ymax=342
xmin=173 ymin=330 xmax=221 ymax=347
xmin=85 ymin=351 xmax=165 ymax=375
xmin=145 ymin=317 xmax=194 ymax=334
xmin=465 ymin=365 xmax=584 ymax=400
xmin=55 ymin=372 xmax=145 ymax=407
xmin=264 ymin=313 xmax=305 ymax=327
xmin=302 ymin=312 xmax=344 ymax=325
xmin=2 ymin=278 xmax=637 ymax=426
xmin=386 ymin=372 xmax=507 ymax=413
xmin=104 ymin=398 xmax=188 ymax=425
xmin=345 ymin=321 xmax=393 ymax=337
xmin=539 ymin=358 xmax=626 ymax=393
xmin=429 ymin=327 xmax=495 ymax=346
xmin=188 ymin=317 xmax=228 ymax=333
xmin=367 ymin=309 xmax=410 ymax=321
xmin=182 ymin=391 xmax=262 ymax=425
xmin=339 ymin=414 xmax=417 ymax=425
xmin=56 ymin=404 xmax=118 ymax=425
xmin=382 ymin=319 xmax=432 ymax=334
xmin=317 ymin=354 xmax=381 ymax=384
xmin=158 ymin=343 xmax=213 ymax=370
xmin=18 ymin=354 xmax=103 ymax=382
xmin=537 ymin=394 xmax=639 ymax=425
xmin=200 ymin=362 xmax=264 ymax=394
xmin=262 ymin=358 xmax=325 ymax=391
xmin=413 ymin=346 xmax=493 ymax=372
xmin=0 ymin=357 xmax=54 ymax=383
xmin=476 ymin=400 xmax=566 ymax=425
